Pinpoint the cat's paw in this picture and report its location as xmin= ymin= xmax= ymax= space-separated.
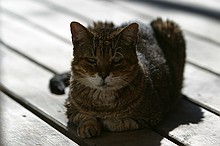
xmin=77 ymin=118 xmax=101 ymax=138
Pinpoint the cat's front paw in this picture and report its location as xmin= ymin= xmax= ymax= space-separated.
xmin=77 ymin=118 xmax=102 ymax=139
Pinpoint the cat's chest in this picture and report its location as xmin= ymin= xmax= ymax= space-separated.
xmin=90 ymin=89 xmax=117 ymax=104
xmin=72 ymin=87 xmax=121 ymax=114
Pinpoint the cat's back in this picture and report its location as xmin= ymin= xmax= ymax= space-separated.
xmin=136 ymin=20 xmax=186 ymax=111
xmin=136 ymin=22 xmax=167 ymax=73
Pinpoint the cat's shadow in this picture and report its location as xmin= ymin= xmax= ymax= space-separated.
xmin=67 ymin=97 xmax=204 ymax=146
xmin=155 ymin=97 xmax=204 ymax=145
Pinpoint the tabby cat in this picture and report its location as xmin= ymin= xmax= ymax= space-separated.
xmin=49 ymin=18 xmax=186 ymax=138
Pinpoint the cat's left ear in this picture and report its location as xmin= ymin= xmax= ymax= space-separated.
xmin=70 ymin=21 xmax=92 ymax=43
xmin=120 ymin=23 xmax=139 ymax=45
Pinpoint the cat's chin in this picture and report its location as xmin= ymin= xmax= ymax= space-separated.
xmin=90 ymin=83 xmax=120 ymax=91
xmin=78 ymin=78 xmax=124 ymax=91
xmin=79 ymin=81 xmax=111 ymax=90
xmin=97 ymin=84 xmax=112 ymax=90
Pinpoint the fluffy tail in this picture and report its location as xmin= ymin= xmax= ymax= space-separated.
xmin=49 ymin=72 xmax=71 ymax=95
xmin=151 ymin=18 xmax=186 ymax=99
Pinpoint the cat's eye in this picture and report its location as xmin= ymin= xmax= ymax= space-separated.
xmin=112 ymin=57 xmax=122 ymax=64
xmin=87 ymin=58 xmax=96 ymax=64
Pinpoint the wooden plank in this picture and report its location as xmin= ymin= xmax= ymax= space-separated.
xmin=115 ymin=0 xmax=220 ymax=45
xmin=143 ymin=1 xmax=220 ymax=22
xmin=0 ymin=44 xmax=68 ymax=124
xmin=183 ymin=64 xmax=220 ymax=115
xmin=0 ymin=92 xmax=78 ymax=146
xmin=0 ymin=13 xmax=72 ymax=74
xmin=1 ymin=0 xmax=88 ymax=42
xmin=186 ymin=35 xmax=220 ymax=75
xmin=1 ymin=0 xmax=134 ymax=37
xmin=0 ymin=45 xmax=176 ymax=146
xmin=161 ymin=0 xmax=220 ymax=13
xmin=31 ymin=0 xmax=220 ymax=49
xmin=157 ymin=99 xmax=220 ymax=146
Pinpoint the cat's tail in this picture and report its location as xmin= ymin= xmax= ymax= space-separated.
xmin=151 ymin=18 xmax=186 ymax=99
xmin=49 ymin=72 xmax=71 ymax=95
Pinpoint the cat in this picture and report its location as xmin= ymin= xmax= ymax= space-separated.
xmin=49 ymin=18 xmax=186 ymax=138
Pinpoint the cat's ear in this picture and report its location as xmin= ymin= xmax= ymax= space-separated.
xmin=120 ymin=23 xmax=139 ymax=45
xmin=70 ymin=21 xmax=91 ymax=42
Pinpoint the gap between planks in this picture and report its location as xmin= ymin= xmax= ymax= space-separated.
xmin=0 ymin=83 xmax=88 ymax=146
xmin=0 ymin=92 xmax=78 ymax=146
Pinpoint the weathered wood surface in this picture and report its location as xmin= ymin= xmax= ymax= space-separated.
xmin=183 ymin=64 xmax=220 ymax=116
xmin=0 ymin=13 xmax=71 ymax=74
xmin=158 ymin=99 xmax=220 ymax=145
xmin=115 ymin=0 xmax=220 ymax=45
xmin=1 ymin=0 xmax=220 ymax=145
xmin=3 ymin=0 xmax=220 ymax=75
xmin=0 ymin=92 xmax=78 ymax=146
xmin=160 ymin=0 xmax=220 ymax=12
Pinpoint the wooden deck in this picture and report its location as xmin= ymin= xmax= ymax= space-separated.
xmin=1 ymin=0 xmax=220 ymax=145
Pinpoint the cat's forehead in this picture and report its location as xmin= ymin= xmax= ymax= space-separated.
xmin=91 ymin=28 xmax=122 ymax=40
xmin=91 ymin=30 xmax=116 ymax=57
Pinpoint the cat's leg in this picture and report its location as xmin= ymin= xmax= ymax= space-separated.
xmin=76 ymin=115 xmax=102 ymax=138
xmin=102 ymin=118 xmax=139 ymax=132
xmin=69 ymin=113 xmax=102 ymax=138
xmin=49 ymin=71 xmax=71 ymax=95
xmin=65 ymin=99 xmax=102 ymax=138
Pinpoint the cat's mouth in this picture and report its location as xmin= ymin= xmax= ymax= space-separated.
xmin=98 ymin=80 xmax=110 ymax=89
xmin=98 ymin=84 xmax=108 ymax=88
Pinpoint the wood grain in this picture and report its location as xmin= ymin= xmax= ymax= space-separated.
xmin=1 ymin=13 xmax=72 ymax=74
xmin=183 ymin=64 xmax=220 ymax=115
xmin=1 ymin=0 xmax=87 ymax=42
xmin=115 ymin=0 xmax=220 ymax=45
xmin=185 ymin=35 xmax=220 ymax=75
xmin=0 ymin=92 xmax=78 ymax=146
xmin=157 ymin=99 xmax=220 ymax=146
xmin=3 ymin=0 xmax=220 ymax=75
xmin=160 ymin=0 xmax=220 ymax=13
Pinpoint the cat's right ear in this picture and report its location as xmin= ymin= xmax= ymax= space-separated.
xmin=70 ymin=21 xmax=91 ymax=42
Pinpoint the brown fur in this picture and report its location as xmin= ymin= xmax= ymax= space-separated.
xmin=65 ymin=18 xmax=186 ymax=138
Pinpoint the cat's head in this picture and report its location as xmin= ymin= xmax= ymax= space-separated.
xmin=70 ymin=21 xmax=139 ymax=90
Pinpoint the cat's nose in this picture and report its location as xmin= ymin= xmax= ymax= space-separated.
xmin=99 ymin=72 xmax=108 ymax=80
